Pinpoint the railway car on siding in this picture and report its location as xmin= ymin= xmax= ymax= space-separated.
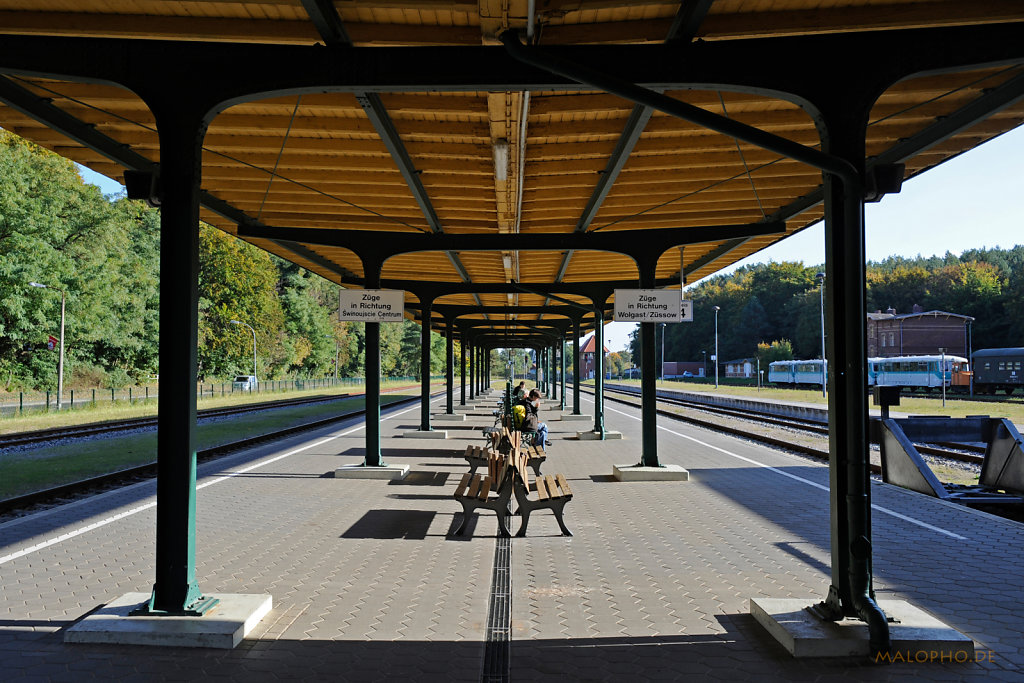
xmin=972 ymin=348 xmax=1024 ymax=395
xmin=768 ymin=359 xmax=826 ymax=386
xmin=866 ymin=354 xmax=970 ymax=390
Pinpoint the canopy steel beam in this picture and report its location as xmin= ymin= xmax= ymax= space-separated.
xmin=238 ymin=221 xmax=784 ymax=265
xmin=2 ymin=26 xmax=1022 ymax=102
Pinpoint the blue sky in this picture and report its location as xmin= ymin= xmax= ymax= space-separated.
xmin=79 ymin=125 xmax=1024 ymax=353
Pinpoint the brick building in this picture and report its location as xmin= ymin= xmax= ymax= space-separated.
xmin=866 ymin=305 xmax=974 ymax=358
xmin=579 ymin=334 xmax=609 ymax=380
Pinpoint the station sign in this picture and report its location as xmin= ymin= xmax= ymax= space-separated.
xmin=338 ymin=289 xmax=405 ymax=322
xmin=613 ymin=289 xmax=692 ymax=323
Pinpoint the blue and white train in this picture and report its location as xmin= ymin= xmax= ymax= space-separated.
xmin=768 ymin=354 xmax=971 ymax=390
xmin=767 ymin=359 xmax=826 ymax=385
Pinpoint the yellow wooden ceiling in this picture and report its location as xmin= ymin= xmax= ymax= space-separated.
xmin=1 ymin=1 xmax=1023 ymax=331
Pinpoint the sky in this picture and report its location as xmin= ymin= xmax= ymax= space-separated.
xmin=78 ymin=124 xmax=1024 ymax=353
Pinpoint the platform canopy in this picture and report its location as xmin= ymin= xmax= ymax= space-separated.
xmin=1 ymin=1 xmax=1023 ymax=336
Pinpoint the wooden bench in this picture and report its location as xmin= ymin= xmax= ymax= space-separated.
xmin=465 ymin=440 xmax=545 ymax=477
xmin=452 ymin=450 xmax=515 ymax=537
xmin=510 ymin=450 xmax=573 ymax=537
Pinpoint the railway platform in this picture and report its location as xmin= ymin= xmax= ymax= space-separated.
xmin=1 ymin=393 xmax=1021 ymax=681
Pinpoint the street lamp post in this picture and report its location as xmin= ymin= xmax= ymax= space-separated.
xmin=712 ymin=306 xmax=720 ymax=389
xmin=230 ymin=319 xmax=258 ymax=381
xmin=30 ymin=282 xmax=66 ymax=410
xmin=817 ymin=272 xmax=826 ymax=397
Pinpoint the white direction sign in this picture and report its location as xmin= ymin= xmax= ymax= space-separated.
xmin=338 ymin=289 xmax=405 ymax=322
xmin=614 ymin=289 xmax=689 ymax=323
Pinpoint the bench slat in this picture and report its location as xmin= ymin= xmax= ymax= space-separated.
xmin=544 ymin=475 xmax=561 ymax=499
xmin=555 ymin=473 xmax=573 ymax=497
xmin=454 ymin=472 xmax=472 ymax=498
xmin=477 ymin=476 xmax=492 ymax=500
xmin=535 ymin=476 xmax=550 ymax=500
xmin=467 ymin=475 xmax=482 ymax=499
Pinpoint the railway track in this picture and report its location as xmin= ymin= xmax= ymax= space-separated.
xmin=597 ymin=385 xmax=986 ymax=470
xmin=0 ymin=389 xmax=437 ymax=518
xmin=0 ymin=387 xmax=418 ymax=450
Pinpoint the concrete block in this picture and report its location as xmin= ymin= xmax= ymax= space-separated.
xmin=64 ymin=592 xmax=272 ymax=649
xmin=561 ymin=413 xmax=591 ymax=422
xmin=577 ymin=430 xmax=623 ymax=440
xmin=334 ymin=464 xmax=410 ymax=480
xmin=454 ymin=405 xmax=475 ymax=412
xmin=401 ymin=429 xmax=448 ymax=439
xmin=749 ymin=598 xmax=974 ymax=660
xmin=612 ymin=464 xmax=689 ymax=481
xmin=433 ymin=413 xmax=466 ymax=421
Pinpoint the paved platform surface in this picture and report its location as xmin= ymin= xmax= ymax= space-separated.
xmin=1 ymin=391 xmax=1022 ymax=681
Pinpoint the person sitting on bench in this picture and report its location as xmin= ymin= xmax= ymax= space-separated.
xmin=513 ymin=380 xmax=527 ymax=401
xmin=519 ymin=388 xmax=551 ymax=450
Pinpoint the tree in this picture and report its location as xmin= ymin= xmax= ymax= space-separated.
xmin=756 ymin=339 xmax=794 ymax=365
xmin=197 ymin=225 xmax=285 ymax=381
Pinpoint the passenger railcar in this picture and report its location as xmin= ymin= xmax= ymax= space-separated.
xmin=768 ymin=359 xmax=826 ymax=385
xmin=769 ymin=355 xmax=971 ymax=391
xmin=972 ymin=348 xmax=1024 ymax=395
xmin=867 ymin=354 xmax=970 ymax=389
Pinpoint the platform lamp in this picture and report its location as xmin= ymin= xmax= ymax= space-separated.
xmin=816 ymin=272 xmax=826 ymax=397
xmin=29 ymin=282 xmax=66 ymax=410
xmin=712 ymin=306 xmax=721 ymax=388
xmin=230 ymin=319 xmax=258 ymax=382
xmin=702 ymin=350 xmax=707 ymax=379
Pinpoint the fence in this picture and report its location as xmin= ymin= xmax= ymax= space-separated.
xmin=0 ymin=375 xmax=444 ymax=417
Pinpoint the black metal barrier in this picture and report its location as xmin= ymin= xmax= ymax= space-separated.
xmin=872 ymin=409 xmax=1024 ymax=506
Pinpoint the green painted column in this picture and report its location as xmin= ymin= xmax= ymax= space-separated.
xmin=445 ymin=317 xmax=455 ymax=414
xmin=560 ymin=335 xmax=567 ymax=411
xmin=593 ymin=309 xmax=606 ymax=438
xmin=148 ymin=114 xmax=207 ymax=615
xmin=419 ymin=298 xmax=433 ymax=431
xmin=363 ymin=262 xmax=384 ymax=467
xmin=572 ymin=317 xmax=582 ymax=415
xmin=459 ymin=328 xmax=466 ymax=406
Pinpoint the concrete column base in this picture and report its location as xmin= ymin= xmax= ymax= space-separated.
xmin=454 ymin=405 xmax=475 ymax=412
xmin=402 ymin=429 xmax=448 ymax=439
xmin=750 ymin=598 xmax=974 ymax=659
xmin=433 ymin=413 xmax=466 ymax=421
xmin=612 ymin=464 xmax=689 ymax=481
xmin=561 ymin=413 xmax=591 ymax=422
xmin=577 ymin=430 xmax=623 ymax=440
xmin=334 ymin=464 xmax=410 ymax=480
xmin=64 ymin=592 xmax=272 ymax=649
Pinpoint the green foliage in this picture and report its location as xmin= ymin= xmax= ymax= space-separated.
xmin=756 ymin=340 xmax=795 ymax=364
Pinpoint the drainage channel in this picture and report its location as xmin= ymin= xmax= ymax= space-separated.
xmin=481 ymin=535 xmax=512 ymax=683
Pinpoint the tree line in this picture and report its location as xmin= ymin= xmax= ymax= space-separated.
xmin=0 ymin=130 xmax=449 ymax=392
xmin=631 ymin=247 xmax=1024 ymax=370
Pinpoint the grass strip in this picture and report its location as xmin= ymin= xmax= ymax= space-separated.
xmin=0 ymin=393 xmax=416 ymax=500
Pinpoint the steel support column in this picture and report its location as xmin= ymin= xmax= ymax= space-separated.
xmin=419 ymin=296 xmax=434 ymax=431
xmin=469 ymin=342 xmax=475 ymax=400
xmin=573 ymin=317 xmax=582 ymax=415
xmin=445 ymin=316 xmax=455 ymax=414
xmin=459 ymin=328 xmax=466 ymax=406
xmin=814 ymin=104 xmax=890 ymax=656
xmin=146 ymin=112 xmax=209 ymax=615
xmin=362 ymin=261 xmax=385 ymax=467
xmin=593 ymin=307 xmax=606 ymax=438
xmin=639 ymin=262 xmax=661 ymax=467
xmin=560 ymin=334 xmax=567 ymax=411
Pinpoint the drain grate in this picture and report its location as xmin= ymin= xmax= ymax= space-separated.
xmin=481 ymin=535 xmax=511 ymax=683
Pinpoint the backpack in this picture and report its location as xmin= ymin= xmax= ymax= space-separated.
xmin=511 ymin=403 xmax=526 ymax=429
